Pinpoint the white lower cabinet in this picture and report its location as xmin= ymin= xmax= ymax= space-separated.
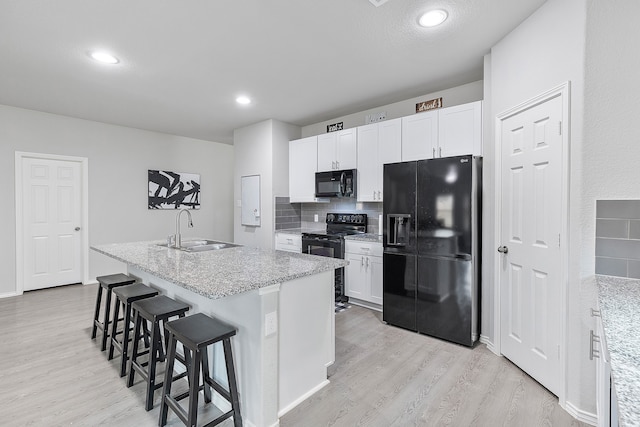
xmin=275 ymin=233 xmax=302 ymax=253
xmin=593 ymin=309 xmax=619 ymax=427
xmin=345 ymin=240 xmax=383 ymax=310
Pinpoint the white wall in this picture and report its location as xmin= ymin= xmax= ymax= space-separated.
xmin=301 ymin=81 xmax=484 ymax=137
xmin=233 ymin=119 xmax=300 ymax=249
xmin=0 ymin=104 xmax=234 ymax=297
xmin=489 ymin=0 xmax=590 ymax=415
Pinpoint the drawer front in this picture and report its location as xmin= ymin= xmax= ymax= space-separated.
xmin=275 ymin=233 xmax=302 ymax=251
xmin=345 ymin=240 xmax=383 ymax=257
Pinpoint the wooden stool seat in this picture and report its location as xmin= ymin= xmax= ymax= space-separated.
xmin=91 ymin=273 xmax=135 ymax=351
xmin=108 ymin=283 xmax=159 ymax=377
xmin=128 ymin=295 xmax=190 ymax=411
xmin=159 ymin=313 xmax=242 ymax=427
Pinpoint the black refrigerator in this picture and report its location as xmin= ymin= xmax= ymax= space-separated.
xmin=383 ymin=155 xmax=481 ymax=347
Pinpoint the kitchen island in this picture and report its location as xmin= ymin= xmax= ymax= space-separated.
xmin=92 ymin=240 xmax=346 ymax=427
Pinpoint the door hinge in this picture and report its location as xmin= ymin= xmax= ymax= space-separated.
xmin=559 ymin=121 xmax=562 ymax=136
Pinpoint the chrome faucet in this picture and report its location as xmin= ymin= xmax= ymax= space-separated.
xmin=172 ymin=208 xmax=193 ymax=248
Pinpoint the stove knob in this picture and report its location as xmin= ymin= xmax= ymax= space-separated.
xmin=327 ymin=214 xmax=334 ymax=222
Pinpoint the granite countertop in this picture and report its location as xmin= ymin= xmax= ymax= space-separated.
xmin=596 ymin=275 xmax=640 ymax=427
xmin=344 ymin=233 xmax=383 ymax=244
xmin=92 ymin=240 xmax=347 ymax=300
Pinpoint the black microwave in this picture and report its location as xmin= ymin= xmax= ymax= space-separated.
xmin=315 ymin=169 xmax=356 ymax=198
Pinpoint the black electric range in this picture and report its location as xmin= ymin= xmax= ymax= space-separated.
xmin=301 ymin=213 xmax=367 ymax=302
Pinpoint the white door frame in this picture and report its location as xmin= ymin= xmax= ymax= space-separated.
xmin=15 ymin=151 xmax=90 ymax=295
xmin=493 ymin=82 xmax=570 ymax=407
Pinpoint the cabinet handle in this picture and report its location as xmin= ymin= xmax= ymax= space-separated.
xmin=438 ymin=146 xmax=442 ymax=157
xmin=286 ymin=238 xmax=293 ymax=243
xmin=366 ymin=257 xmax=370 ymax=267
xmin=361 ymin=256 xmax=364 ymax=266
xmin=377 ymin=190 xmax=381 ymax=199
xmin=336 ymin=161 xmax=340 ymax=169
xmin=590 ymin=308 xmax=601 ymax=317
xmin=332 ymin=161 xmax=336 ymax=170
xmin=590 ymin=330 xmax=601 ymax=360
xmin=432 ymin=147 xmax=436 ymax=158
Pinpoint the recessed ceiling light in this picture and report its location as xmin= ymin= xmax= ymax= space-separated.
xmin=418 ymin=9 xmax=448 ymax=27
xmin=90 ymin=51 xmax=119 ymax=64
xmin=236 ymin=96 xmax=251 ymax=105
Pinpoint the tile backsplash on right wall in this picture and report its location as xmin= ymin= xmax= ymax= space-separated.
xmin=595 ymin=199 xmax=640 ymax=279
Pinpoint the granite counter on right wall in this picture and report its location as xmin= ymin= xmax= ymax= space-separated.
xmin=595 ymin=200 xmax=640 ymax=279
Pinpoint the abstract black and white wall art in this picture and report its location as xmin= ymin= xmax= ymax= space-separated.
xmin=148 ymin=170 xmax=201 ymax=209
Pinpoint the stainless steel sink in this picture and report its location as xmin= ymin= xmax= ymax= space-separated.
xmin=157 ymin=239 xmax=240 ymax=252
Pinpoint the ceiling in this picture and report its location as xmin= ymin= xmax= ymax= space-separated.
xmin=0 ymin=0 xmax=546 ymax=145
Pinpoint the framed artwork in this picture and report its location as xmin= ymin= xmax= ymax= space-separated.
xmin=148 ymin=170 xmax=200 ymax=209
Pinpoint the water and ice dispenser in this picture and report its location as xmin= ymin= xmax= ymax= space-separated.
xmin=386 ymin=214 xmax=411 ymax=246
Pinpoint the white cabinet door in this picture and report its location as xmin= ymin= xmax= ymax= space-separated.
xmin=336 ymin=128 xmax=357 ymax=170
xmin=357 ymin=123 xmax=379 ymax=202
xmin=317 ymin=133 xmax=337 ymax=172
xmin=317 ymin=129 xmax=357 ymax=172
xmin=345 ymin=253 xmax=366 ymax=299
xmin=289 ymin=136 xmax=318 ymax=203
xmin=401 ymin=110 xmax=438 ymax=161
xmin=368 ymin=256 xmax=383 ymax=305
xmin=377 ymin=118 xmax=401 ymax=200
xmin=438 ymin=101 xmax=482 ymax=157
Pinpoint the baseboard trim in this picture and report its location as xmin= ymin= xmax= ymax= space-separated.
xmin=480 ymin=335 xmax=500 ymax=356
xmin=564 ymin=400 xmax=597 ymax=426
xmin=278 ymin=379 xmax=329 ymax=418
xmin=84 ymin=280 xmax=98 ymax=285
xmin=0 ymin=291 xmax=19 ymax=299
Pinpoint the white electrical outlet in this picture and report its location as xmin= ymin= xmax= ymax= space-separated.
xmin=314 ymin=214 xmax=319 ymax=222
xmin=265 ymin=311 xmax=278 ymax=337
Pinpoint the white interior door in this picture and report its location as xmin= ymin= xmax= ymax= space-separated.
xmin=22 ymin=157 xmax=83 ymax=291
xmin=499 ymin=94 xmax=563 ymax=396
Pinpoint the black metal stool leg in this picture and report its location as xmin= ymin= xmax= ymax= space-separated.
xmin=146 ymin=319 xmax=160 ymax=411
xmin=159 ymin=332 xmax=178 ymax=427
xmin=223 ymin=339 xmax=243 ymax=427
xmin=91 ymin=285 xmax=103 ymax=339
xmin=201 ymin=346 xmax=212 ymax=403
xmin=108 ymin=297 xmax=121 ymax=360
xmin=187 ymin=348 xmax=202 ymax=427
xmin=101 ymin=288 xmax=113 ymax=351
xmin=119 ymin=302 xmax=133 ymax=377
xmin=128 ymin=312 xmax=142 ymax=388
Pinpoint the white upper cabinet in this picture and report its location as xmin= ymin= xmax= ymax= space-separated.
xmin=317 ymin=128 xmax=357 ymax=172
xmin=289 ymin=136 xmax=318 ymax=203
xmin=357 ymin=118 xmax=401 ymax=202
xmin=401 ymin=101 xmax=483 ymax=161
xmin=438 ymin=101 xmax=482 ymax=157
xmin=401 ymin=110 xmax=438 ymax=161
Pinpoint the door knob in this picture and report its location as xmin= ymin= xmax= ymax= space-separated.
xmin=75 ymin=227 xmax=81 ymax=231
xmin=497 ymin=245 xmax=508 ymax=254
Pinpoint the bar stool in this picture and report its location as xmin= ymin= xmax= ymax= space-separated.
xmin=159 ymin=313 xmax=242 ymax=427
xmin=91 ymin=273 xmax=136 ymax=351
xmin=108 ymin=283 xmax=159 ymax=377
xmin=128 ymin=295 xmax=191 ymax=411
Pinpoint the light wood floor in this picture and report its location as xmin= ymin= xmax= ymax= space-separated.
xmin=0 ymin=284 xmax=586 ymax=427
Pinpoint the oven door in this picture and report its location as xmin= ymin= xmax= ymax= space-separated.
xmin=302 ymin=235 xmax=343 ymax=258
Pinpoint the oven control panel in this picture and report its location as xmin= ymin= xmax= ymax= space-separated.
xmin=327 ymin=213 xmax=367 ymax=225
